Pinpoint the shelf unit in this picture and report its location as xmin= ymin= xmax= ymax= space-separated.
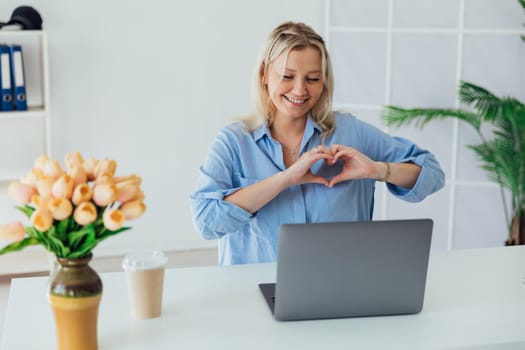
xmin=0 ymin=30 xmax=51 ymax=186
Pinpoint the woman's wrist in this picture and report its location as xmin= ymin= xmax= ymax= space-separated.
xmin=276 ymin=170 xmax=294 ymax=188
xmin=377 ymin=162 xmax=391 ymax=182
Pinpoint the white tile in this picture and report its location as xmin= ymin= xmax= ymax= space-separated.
xmin=453 ymin=185 xmax=509 ymax=249
xmin=330 ymin=0 xmax=389 ymax=27
xmin=455 ymin=123 xmax=494 ymax=182
xmin=331 ymin=32 xmax=387 ymax=105
xmin=390 ymin=33 xmax=458 ymax=107
xmin=461 ymin=34 xmax=525 ymax=99
xmin=385 ymin=184 xmax=451 ymax=251
xmin=393 ymin=0 xmax=460 ymax=28
xmin=0 ymin=118 xmax=45 ymax=181
xmin=339 ymin=107 xmax=385 ymax=131
xmin=372 ymin=183 xmax=387 ymax=220
xmin=387 ymin=119 xmax=454 ymax=182
xmin=464 ymin=0 xmax=525 ymax=29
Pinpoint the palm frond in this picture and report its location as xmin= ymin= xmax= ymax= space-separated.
xmin=382 ymin=105 xmax=481 ymax=131
xmin=469 ymin=141 xmax=520 ymax=195
xmin=496 ymin=98 xmax=525 ymax=153
xmin=459 ymin=81 xmax=501 ymax=122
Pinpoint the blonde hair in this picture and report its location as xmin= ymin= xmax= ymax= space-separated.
xmin=244 ymin=21 xmax=335 ymax=136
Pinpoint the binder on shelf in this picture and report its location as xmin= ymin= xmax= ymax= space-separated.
xmin=0 ymin=45 xmax=13 ymax=111
xmin=9 ymin=44 xmax=27 ymax=111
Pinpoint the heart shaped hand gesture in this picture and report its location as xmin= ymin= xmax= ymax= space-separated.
xmin=285 ymin=145 xmax=334 ymax=186
xmin=325 ymin=144 xmax=384 ymax=187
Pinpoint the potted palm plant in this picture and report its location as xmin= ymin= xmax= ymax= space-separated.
xmin=383 ymin=82 xmax=525 ymax=246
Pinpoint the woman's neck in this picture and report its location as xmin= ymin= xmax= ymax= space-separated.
xmin=270 ymin=115 xmax=307 ymax=166
xmin=271 ymin=114 xmax=307 ymax=140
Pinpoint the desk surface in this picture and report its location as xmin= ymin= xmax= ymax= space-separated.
xmin=2 ymin=246 xmax=525 ymax=350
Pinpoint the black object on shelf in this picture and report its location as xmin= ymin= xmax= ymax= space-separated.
xmin=0 ymin=6 xmax=43 ymax=30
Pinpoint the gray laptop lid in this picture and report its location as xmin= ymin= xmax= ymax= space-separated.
xmin=268 ymin=219 xmax=433 ymax=321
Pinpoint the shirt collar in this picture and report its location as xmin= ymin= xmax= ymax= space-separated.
xmin=252 ymin=115 xmax=323 ymax=142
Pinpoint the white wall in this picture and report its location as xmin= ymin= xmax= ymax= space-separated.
xmin=0 ymin=0 xmax=325 ymax=256
xmin=327 ymin=0 xmax=525 ymax=250
xmin=1 ymin=0 xmax=523 ymax=260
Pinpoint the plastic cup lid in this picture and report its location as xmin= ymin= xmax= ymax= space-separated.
xmin=122 ymin=251 xmax=168 ymax=270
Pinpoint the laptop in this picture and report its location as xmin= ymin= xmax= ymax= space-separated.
xmin=259 ymin=219 xmax=433 ymax=321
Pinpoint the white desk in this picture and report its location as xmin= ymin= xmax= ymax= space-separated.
xmin=2 ymin=246 xmax=525 ymax=350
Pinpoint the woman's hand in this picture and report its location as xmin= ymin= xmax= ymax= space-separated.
xmin=327 ymin=144 xmax=385 ymax=187
xmin=284 ymin=145 xmax=333 ymax=186
xmin=326 ymin=144 xmax=421 ymax=188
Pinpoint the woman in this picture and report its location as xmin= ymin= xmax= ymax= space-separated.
xmin=190 ymin=21 xmax=445 ymax=265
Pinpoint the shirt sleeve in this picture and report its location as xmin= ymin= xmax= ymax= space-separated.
xmin=357 ymin=120 xmax=446 ymax=203
xmin=190 ymin=127 xmax=254 ymax=240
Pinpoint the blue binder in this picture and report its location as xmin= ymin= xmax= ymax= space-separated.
xmin=0 ymin=45 xmax=14 ymax=111
xmin=9 ymin=45 xmax=27 ymax=111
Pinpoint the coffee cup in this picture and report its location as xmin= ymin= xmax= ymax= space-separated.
xmin=122 ymin=251 xmax=168 ymax=319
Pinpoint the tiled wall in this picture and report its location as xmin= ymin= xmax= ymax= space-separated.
xmin=326 ymin=0 xmax=525 ymax=250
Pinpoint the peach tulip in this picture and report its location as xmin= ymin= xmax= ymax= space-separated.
xmin=36 ymin=177 xmax=54 ymax=198
xmin=51 ymin=174 xmax=74 ymax=199
xmin=8 ymin=181 xmax=36 ymax=204
xmin=0 ymin=222 xmax=26 ymax=242
xmin=74 ymin=202 xmax=97 ymax=226
xmin=94 ymin=173 xmax=114 ymax=185
xmin=34 ymin=154 xmax=49 ymax=171
xmin=83 ymin=157 xmax=98 ymax=181
xmin=72 ymin=183 xmax=93 ymax=206
xmin=49 ymin=198 xmax=73 ymax=221
xmin=116 ymin=177 xmax=141 ymax=203
xmin=103 ymin=208 xmax=124 ymax=231
xmin=120 ymin=199 xmax=146 ymax=220
xmin=131 ymin=188 xmax=145 ymax=202
xmin=92 ymin=182 xmax=117 ymax=206
xmin=20 ymin=168 xmax=44 ymax=186
xmin=67 ymin=165 xmax=88 ymax=187
xmin=94 ymin=158 xmax=117 ymax=179
xmin=42 ymin=159 xmax=64 ymax=180
xmin=31 ymin=209 xmax=53 ymax=232
xmin=31 ymin=195 xmax=50 ymax=211
xmin=114 ymin=174 xmax=142 ymax=184
xmin=64 ymin=151 xmax=84 ymax=170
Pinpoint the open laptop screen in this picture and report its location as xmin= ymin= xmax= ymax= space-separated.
xmin=259 ymin=219 xmax=433 ymax=321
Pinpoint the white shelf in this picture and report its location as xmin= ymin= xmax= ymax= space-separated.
xmin=0 ymin=29 xmax=45 ymax=37
xmin=0 ymin=106 xmax=46 ymax=119
xmin=0 ymin=30 xmax=51 ymax=185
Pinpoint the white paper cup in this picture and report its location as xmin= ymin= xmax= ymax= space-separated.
xmin=122 ymin=251 xmax=168 ymax=319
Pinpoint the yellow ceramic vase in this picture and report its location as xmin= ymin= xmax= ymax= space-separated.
xmin=48 ymin=254 xmax=103 ymax=350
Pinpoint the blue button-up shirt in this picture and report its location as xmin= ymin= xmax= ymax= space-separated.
xmin=190 ymin=112 xmax=445 ymax=265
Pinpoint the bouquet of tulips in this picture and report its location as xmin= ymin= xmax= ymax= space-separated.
xmin=0 ymin=152 xmax=146 ymax=258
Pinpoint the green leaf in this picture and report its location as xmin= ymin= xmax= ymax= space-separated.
xmin=0 ymin=237 xmax=39 ymax=255
xmin=47 ymin=226 xmax=70 ymax=257
xmin=68 ymin=241 xmax=98 ymax=259
xmin=15 ymin=205 xmax=35 ymax=219
xmin=26 ymin=227 xmax=51 ymax=251
xmin=67 ymin=224 xmax=96 ymax=251
xmin=459 ymin=81 xmax=501 ymax=122
xmin=97 ymin=226 xmax=131 ymax=241
xmin=56 ymin=218 xmax=69 ymax=235
xmin=382 ymin=105 xmax=481 ymax=131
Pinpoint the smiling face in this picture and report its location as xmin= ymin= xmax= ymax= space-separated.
xmin=265 ymin=46 xmax=324 ymax=122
